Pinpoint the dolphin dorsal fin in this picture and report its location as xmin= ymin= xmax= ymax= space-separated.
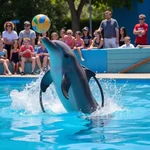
xmin=61 ymin=74 xmax=71 ymax=99
xmin=41 ymin=70 xmax=53 ymax=92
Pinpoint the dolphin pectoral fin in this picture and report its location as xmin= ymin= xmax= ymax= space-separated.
xmin=41 ymin=70 xmax=53 ymax=92
xmin=61 ymin=74 xmax=71 ymax=99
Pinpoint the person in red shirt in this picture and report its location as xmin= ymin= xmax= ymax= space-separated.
xmin=133 ymin=14 xmax=148 ymax=46
xmin=20 ymin=38 xmax=36 ymax=75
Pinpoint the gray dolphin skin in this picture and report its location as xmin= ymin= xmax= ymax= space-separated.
xmin=40 ymin=37 xmax=104 ymax=114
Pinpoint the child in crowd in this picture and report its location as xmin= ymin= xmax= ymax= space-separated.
xmin=119 ymin=36 xmax=135 ymax=48
xmin=10 ymin=41 xmax=19 ymax=74
xmin=20 ymin=38 xmax=36 ymax=75
xmin=91 ymin=30 xmax=103 ymax=49
xmin=64 ymin=29 xmax=75 ymax=49
xmin=73 ymin=31 xmax=84 ymax=61
xmin=51 ymin=32 xmax=59 ymax=40
xmin=59 ymin=28 xmax=66 ymax=42
xmin=0 ymin=38 xmax=12 ymax=75
xmin=81 ymin=26 xmax=92 ymax=49
xmin=36 ymin=40 xmax=49 ymax=71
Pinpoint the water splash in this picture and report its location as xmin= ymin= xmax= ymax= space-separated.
xmin=10 ymin=73 xmax=66 ymax=115
xmin=10 ymin=75 xmax=124 ymax=116
xmin=89 ymin=78 xmax=125 ymax=117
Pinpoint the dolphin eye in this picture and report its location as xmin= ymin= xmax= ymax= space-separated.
xmin=64 ymin=54 xmax=69 ymax=58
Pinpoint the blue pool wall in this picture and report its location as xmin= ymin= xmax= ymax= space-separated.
xmin=1 ymin=48 xmax=150 ymax=74
xmin=113 ymin=0 xmax=150 ymax=44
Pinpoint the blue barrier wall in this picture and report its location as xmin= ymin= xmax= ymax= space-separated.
xmin=113 ymin=0 xmax=150 ymax=44
xmin=107 ymin=48 xmax=150 ymax=73
xmin=1 ymin=48 xmax=150 ymax=74
xmin=74 ymin=49 xmax=107 ymax=73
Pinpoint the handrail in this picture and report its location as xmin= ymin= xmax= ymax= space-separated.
xmin=120 ymin=58 xmax=150 ymax=73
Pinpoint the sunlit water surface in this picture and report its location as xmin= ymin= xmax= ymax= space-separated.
xmin=0 ymin=76 xmax=150 ymax=150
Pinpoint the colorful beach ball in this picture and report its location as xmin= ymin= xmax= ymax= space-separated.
xmin=32 ymin=14 xmax=51 ymax=33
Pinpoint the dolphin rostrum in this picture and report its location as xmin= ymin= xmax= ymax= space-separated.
xmin=40 ymin=37 xmax=104 ymax=114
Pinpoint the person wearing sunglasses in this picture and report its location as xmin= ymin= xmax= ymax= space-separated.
xmin=2 ymin=21 xmax=18 ymax=60
xmin=133 ymin=14 xmax=148 ymax=46
xmin=19 ymin=21 xmax=36 ymax=48
xmin=64 ymin=29 xmax=75 ymax=49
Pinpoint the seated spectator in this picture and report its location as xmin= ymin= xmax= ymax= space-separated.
xmin=2 ymin=21 xmax=18 ymax=60
xmin=119 ymin=36 xmax=135 ymax=48
xmin=20 ymin=38 xmax=36 ymax=75
xmin=91 ymin=30 xmax=103 ymax=49
xmin=36 ymin=40 xmax=49 ymax=71
xmin=81 ymin=26 xmax=92 ymax=49
xmin=0 ymin=38 xmax=12 ymax=75
xmin=64 ymin=29 xmax=75 ymax=49
xmin=51 ymin=32 xmax=59 ymax=40
xmin=73 ymin=31 xmax=84 ymax=61
xmin=10 ymin=41 xmax=20 ymax=74
xmin=59 ymin=28 xmax=66 ymax=42
xmin=119 ymin=27 xmax=127 ymax=46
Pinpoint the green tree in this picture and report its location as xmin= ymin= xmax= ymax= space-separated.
xmin=0 ymin=0 xmax=68 ymax=33
xmin=66 ymin=0 xmax=144 ymax=32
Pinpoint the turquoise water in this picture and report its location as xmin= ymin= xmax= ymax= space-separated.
xmin=0 ymin=78 xmax=150 ymax=150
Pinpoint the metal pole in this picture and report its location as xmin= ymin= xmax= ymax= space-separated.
xmin=89 ymin=0 xmax=92 ymax=36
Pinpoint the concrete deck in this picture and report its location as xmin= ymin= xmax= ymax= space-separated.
xmin=0 ymin=73 xmax=150 ymax=79
xmin=96 ymin=73 xmax=150 ymax=79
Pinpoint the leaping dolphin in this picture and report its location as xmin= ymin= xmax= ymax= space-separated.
xmin=40 ymin=37 xmax=104 ymax=114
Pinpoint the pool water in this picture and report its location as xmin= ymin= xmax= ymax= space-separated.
xmin=0 ymin=77 xmax=150 ymax=150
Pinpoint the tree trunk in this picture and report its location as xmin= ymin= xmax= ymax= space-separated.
xmin=67 ymin=0 xmax=88 ymax=34
xmin=71 ymin=12 xmax=80 ymax=34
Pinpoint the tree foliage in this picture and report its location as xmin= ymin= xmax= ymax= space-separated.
xmin=0 ymin=0 xmax=68 ymax=33
xmin=65 ymin=0 xmax=144 ymax=32
xmin=0 ymin=0 xmax=144 ymax=34
xmin=92 ymin=0 xmax=144 ymax=9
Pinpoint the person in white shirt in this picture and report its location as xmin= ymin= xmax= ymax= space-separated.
xmin=119 ymin=36 xmax=135 ymax=48
xmin=2 ymin=21 xmax=18 ymax=60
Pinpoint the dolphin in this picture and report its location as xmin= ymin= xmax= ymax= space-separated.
xmin=40 ymin=37 xmax=104 ymax=114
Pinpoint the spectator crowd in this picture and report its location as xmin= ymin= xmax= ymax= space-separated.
xmin=0 ymin=10 xmax=148 ymax=75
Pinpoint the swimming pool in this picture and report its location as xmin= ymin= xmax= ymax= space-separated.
xmin=0 ymin=77 xmax=150 ymax=150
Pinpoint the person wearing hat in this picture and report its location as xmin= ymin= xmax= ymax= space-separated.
xmin=81 ymin=26 xmax=92 ymax=49
xmin=19 ymin=21 xmax=36 ymax=48
xmin=2 ymin=21 xmax=18 ymax=60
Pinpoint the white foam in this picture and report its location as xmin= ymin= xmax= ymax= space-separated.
xmin=91 ymin=98 xmax=124 ymax=117
xmin=10 ymin=75 xmax=124 ymax=116
xmin=10 ymin=73 xmax=66 ymax=115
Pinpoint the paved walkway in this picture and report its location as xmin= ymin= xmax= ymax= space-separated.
xmin=96 ymin=73 xmax=150 ymax=79
xmin=0 ymin=73 xmax=150 ymax=79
